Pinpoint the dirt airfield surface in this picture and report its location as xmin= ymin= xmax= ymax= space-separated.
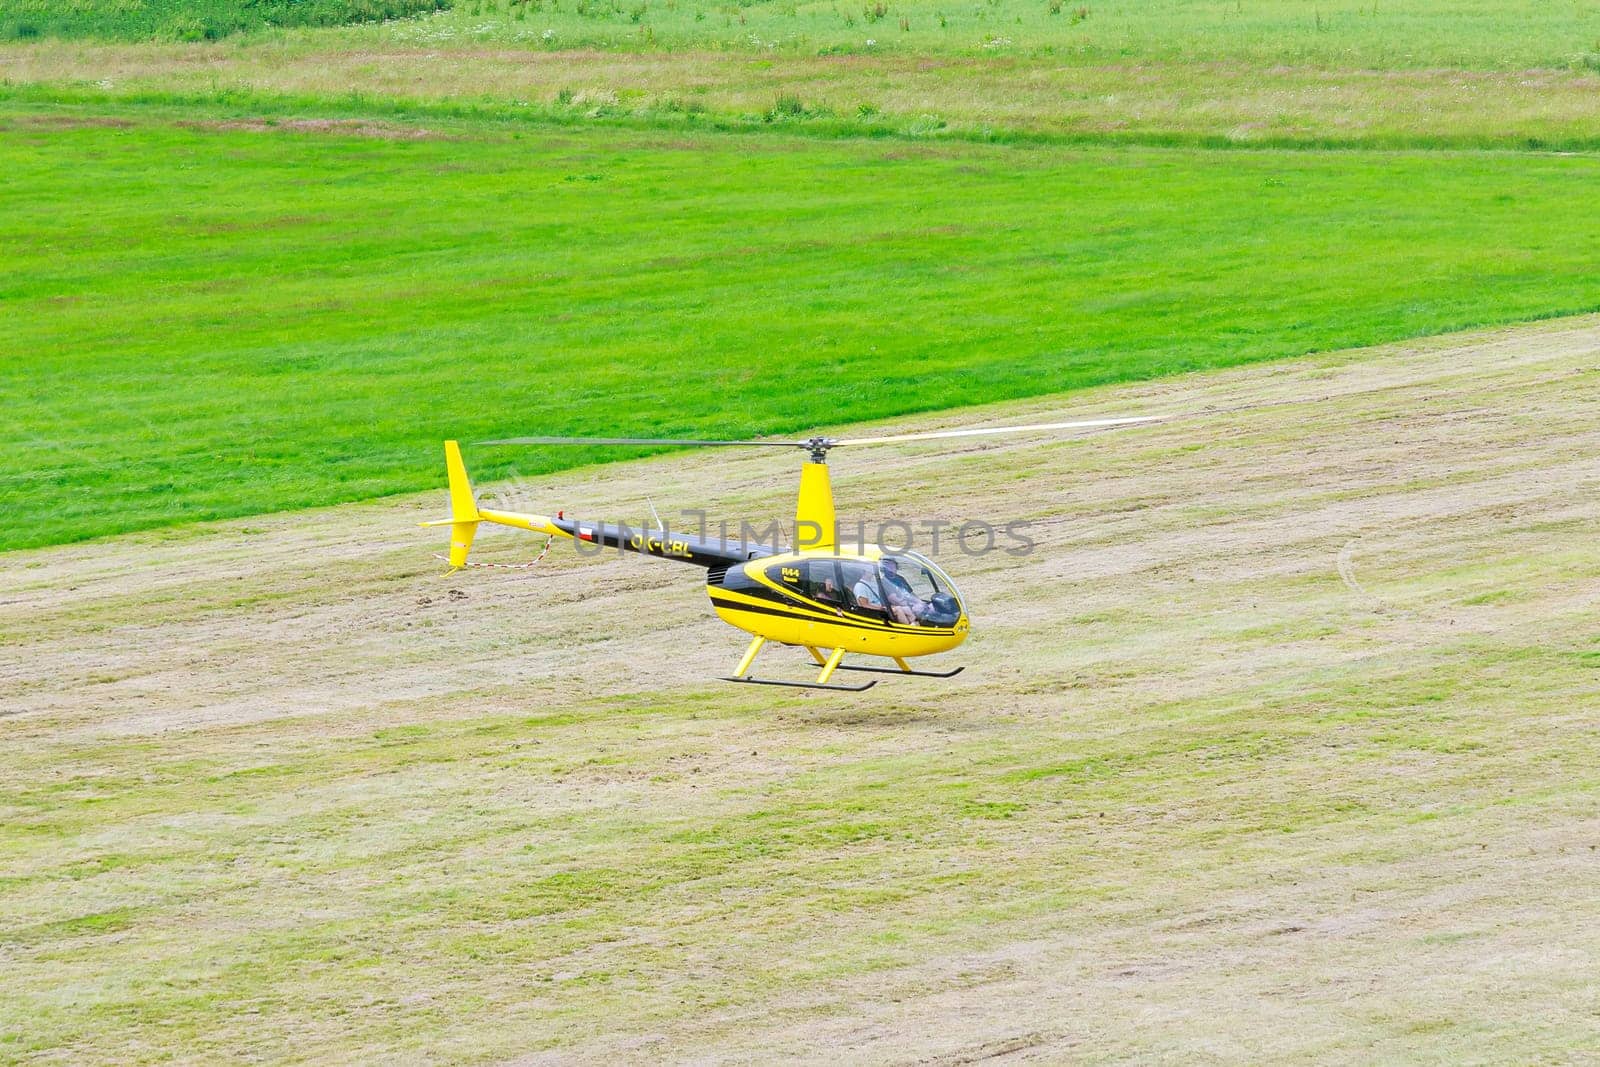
xmin=4 ymin=317 xmax=1599 ymax=1063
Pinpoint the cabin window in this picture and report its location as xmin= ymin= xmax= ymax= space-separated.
xmin=803 ymin=559 xmax=846 ymax=608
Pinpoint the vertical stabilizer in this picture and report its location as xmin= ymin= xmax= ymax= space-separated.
xmin=443 ymin=440 xmax=481 ymax=567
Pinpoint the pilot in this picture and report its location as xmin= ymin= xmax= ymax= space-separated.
xmin=877 ymin=558 xmax=922 ymax=625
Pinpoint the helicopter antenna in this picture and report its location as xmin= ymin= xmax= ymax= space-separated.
xmin=646 ymin=495 xmax=665 ymax=533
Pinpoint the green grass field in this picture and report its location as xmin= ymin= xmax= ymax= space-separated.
xmin=4 ymin=99 xmax=1600 ymax=551
xmin=9 ymin=0 xmax=1600 ymax=66
xmin=0 ymin=0 xmax=447 ymax=42
xmin=377 ymin=0 xmax=1600 ymax=67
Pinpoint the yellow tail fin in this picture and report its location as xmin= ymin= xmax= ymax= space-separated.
xmin=419 ymin=441 xmax=481 ymax=568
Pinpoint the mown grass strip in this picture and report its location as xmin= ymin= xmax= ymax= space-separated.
xmin=12 ymin=81 xmax=1600 ymax=154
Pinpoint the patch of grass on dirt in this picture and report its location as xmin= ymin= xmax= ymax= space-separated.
xmin=4 ymin=317 xmax=1600 ymax=1060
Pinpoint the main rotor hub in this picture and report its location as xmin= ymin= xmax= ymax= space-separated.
xmin=803 ymin=437 xmax=836 ymax=463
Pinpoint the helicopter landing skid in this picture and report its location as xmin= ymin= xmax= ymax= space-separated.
xmin=722 ymin=675 xmax=878 ymax=692
xmin=806 ymin=648 xmax=964 ymax=679
xmin=836 ymin=663 xmax=966 ymax=679
xmin=723 ymin=637 xmax=879 ymax=691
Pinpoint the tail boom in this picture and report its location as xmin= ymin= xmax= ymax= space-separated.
xmin=425 ymin=441 xmax=772 ymax=570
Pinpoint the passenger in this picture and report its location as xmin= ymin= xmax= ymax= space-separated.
xmin=849 ymin=566 xmax=889 ymax=616
xmin=878 ymin=558 xmax=921 ymax=625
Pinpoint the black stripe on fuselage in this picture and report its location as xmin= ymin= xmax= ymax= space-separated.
xmin=554 ymin=518 xmax=774 ymax=570
xmin=731 ymin=573 xmax=947 ymax=634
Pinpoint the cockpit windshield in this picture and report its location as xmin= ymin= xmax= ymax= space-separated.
xmin=779 ymin=553 xmax=964 ymax=628
xmin=878 ymin=552 xmax=963 ymax=627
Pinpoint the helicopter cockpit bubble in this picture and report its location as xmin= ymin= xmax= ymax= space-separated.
xmin=882 ymin=552 xmax=964 ymax=627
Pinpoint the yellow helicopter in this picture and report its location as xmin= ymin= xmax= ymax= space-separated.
xmin=424 ymin=418 xmax=1160 ymax=691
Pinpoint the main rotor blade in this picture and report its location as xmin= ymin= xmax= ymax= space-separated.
xmin=481 ymin=415 xmax=1166 ymax=450
xmin=835 ymin=415 xmax=1166 ymax=446
xmin=480 ymin=435 xmax=805 ymax=448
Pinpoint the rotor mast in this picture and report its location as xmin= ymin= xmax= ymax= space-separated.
xmin=796 ymin=438 xmax=838 ymax=552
